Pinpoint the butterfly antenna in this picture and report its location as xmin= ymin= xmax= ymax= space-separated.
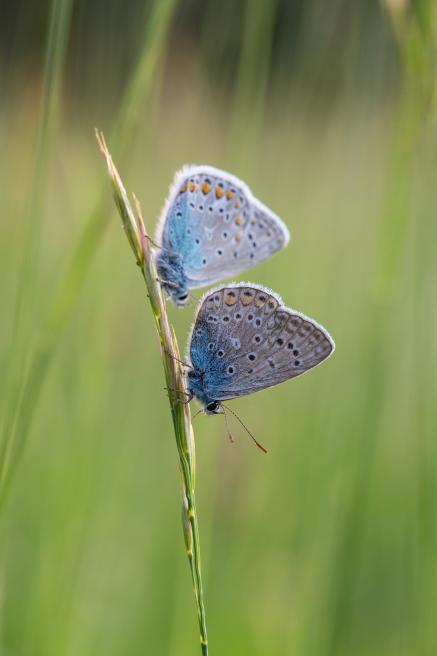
xmin=221 ymin=407 xmax=235 ymax=444
xmin=221 ymin=403 xmax=268 ymax=454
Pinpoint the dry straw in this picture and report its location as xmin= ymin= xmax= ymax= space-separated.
xmin=96 ymin=131 xmax=208 ymax=655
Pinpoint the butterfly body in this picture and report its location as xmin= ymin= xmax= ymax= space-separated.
xmin=186 ymin=370 xmax=221 ymax=415
xmin=156 ymin=250 xmax=188 ymax=303
xmin=186 ymin=284 xmax=335 ymax=413
xmin=156 ymin=166 xmax=290 ymax=305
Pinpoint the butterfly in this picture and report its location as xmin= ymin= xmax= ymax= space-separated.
xmin=155 ymin=166 xmax=290 ymax=305
xmin=185 ymin=283 xmax=335 ymax=418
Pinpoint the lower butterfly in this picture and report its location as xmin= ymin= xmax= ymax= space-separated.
xmin=155 ymin=166 xmax=290 ymax=305
xmin=184 ymin=284 xmax=335 ymax=423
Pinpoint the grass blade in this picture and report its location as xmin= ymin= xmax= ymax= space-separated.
xmin=96 ymin=131 xmax=208 ymax=655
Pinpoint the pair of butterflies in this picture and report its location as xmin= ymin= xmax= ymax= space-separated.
xmin=155 ymin=165 xmax=335 ymax=420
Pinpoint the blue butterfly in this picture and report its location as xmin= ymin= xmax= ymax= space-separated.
xmin=185 ymin=283 xmax=335 ymax=418
xmin=155 ymin=166 xmax=290 ymax=305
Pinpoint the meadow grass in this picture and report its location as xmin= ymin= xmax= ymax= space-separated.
xmin=1 ymin=1 xmax=437 ymax=655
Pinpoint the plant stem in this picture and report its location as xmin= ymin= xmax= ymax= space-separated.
xmin=96 ymin=132 xmax=208 ymax=655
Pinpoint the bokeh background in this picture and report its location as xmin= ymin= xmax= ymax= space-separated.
xmin=1 ymin=1 xmax=437 ymax=654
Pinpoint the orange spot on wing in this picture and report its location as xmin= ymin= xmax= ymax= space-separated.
xmin=202 ymin=182 xmax=211 ymax=194
xmin=235 ymin=214 xmax=244 ymax=226
xmin=226 ymin=190 xmax=234 ymax=200
xmin=189 ymin=182 xmax=196 ymax=192
xmin=234 ymin=199 xmax=241 ymax=208
xmin=215 ymin=186 xmax=224 ymax=199
xmin=180 ymin=184 xmax=187 ymax=193
xmin=235 ymin=231 xmax=242 ymax=242
xmin=224 ymin=293 xmax=237 ymax=306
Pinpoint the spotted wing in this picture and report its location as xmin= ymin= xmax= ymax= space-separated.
xmin=188 ymin=284 xmax=334 ymax=401
xmin=156 ymin=166 xmax=289 ymax=288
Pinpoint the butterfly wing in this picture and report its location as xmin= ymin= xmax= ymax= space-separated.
xmin=156 ymin=166 xmax=289 ymax=289
xmin=188 ymin=284 xmax=334 ymax=401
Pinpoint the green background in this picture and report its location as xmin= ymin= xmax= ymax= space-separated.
xmin=1 ymin=1 xmax=437 ymax=654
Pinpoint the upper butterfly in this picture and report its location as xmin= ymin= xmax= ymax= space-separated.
xmin=155 ymin=165 xmax=290 ymax=305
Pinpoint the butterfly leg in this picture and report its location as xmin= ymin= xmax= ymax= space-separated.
xmin=145 ymin=235 xmax=162 ymax=250
xmin=165 ymin=387 xmax=194 ymax=405
xmin=163 ymin=349 xmax=193 ymax=369
xmin=156 ymin=277 xmax=180 ymax=290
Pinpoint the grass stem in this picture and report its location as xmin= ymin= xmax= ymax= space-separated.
xmin=96 ymin=131 xmax=208 ymax=655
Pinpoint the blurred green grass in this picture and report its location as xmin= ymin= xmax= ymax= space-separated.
xmin=1 ymin=1 xmax=437 ymax=654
